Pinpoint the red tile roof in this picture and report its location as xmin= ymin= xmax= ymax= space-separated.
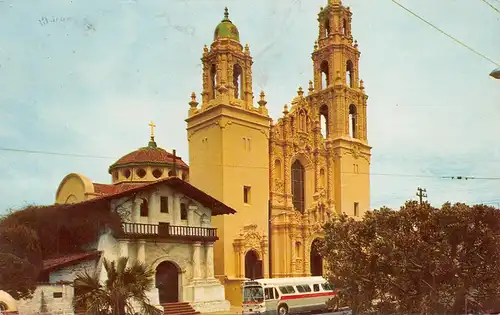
xmin=42 ymin=251 xmax=102 ymax=272
xmin=71 ymin=177 xmax=236 ymax=216
xmin=108 ymin=146 xmax=188 ymax=174
xmin=93 ymin=183 xmax=146 ymax=196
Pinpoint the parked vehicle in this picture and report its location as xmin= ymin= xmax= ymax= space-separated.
xmin=242 ymin=276 xmax=341 ymax=315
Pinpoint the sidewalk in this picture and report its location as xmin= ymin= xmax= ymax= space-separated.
xmin=201 ymin=306 xmax=242 ymax=314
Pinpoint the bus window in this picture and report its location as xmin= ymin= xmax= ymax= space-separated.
xmin=274 ymin=288 xmax=279 ymax=298
xmin=302 ymin=284 xmax=312 ymax=292
xmin=313 ymin=284 xmax=320 ymax=292
xmin=296 ymin=285 xmax=305 ymax=293
xmin=321 ymin=283 xmax=333 ymax=291
xmin=244 ymin=286 xmax=264 ymax=303
xmin=264 ymin=287 xmax=275 ymax=300
xmin=279 ymin=286 xmax=296 ymax=295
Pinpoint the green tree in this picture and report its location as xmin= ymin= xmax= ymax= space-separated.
xmin=0 ymin=223 xmax=42 ymax=299
xmin=73 ymin=257 xmax=162 ymax=315
xmin=322 ymin=201 xmax=500 ymax=315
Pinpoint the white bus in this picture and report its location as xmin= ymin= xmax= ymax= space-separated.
xmin=242 ymin=276 xmax=341 ymax=315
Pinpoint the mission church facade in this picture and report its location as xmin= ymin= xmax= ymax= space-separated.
xmin=40 ymin=0 xmax=371 ymax=311
xmin=186 ymin=0 xmax=370 ymax=305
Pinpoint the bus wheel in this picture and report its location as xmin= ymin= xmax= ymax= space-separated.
xmin=277 ymin=304 xmax=288 ymax=315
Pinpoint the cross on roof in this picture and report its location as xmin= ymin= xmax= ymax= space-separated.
xmin=148 ymin=121 xmax=156 ymax=139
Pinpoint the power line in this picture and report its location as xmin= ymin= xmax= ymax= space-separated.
xmin=391 ymin=0 xmax=500 ymax=66
xmin=480 ymin=0 xmax=500 ymax=14
xmin=2 ymin=147 xmax=500 ymax=180
xmin=0 ymin=147 xmax=115 ymax=160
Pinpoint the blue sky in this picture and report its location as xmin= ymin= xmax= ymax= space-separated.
xmin=0 ymin=0 xmax=499 ymax=214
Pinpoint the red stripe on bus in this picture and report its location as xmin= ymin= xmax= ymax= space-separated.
xmin=280 ymin=291 xmax=336 ymax=301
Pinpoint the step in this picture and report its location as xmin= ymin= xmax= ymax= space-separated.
xmin=162 ymin=302 xmax=200 ymax=315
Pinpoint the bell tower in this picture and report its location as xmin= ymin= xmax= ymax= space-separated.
xmin=308 ymin=0 xmax=371 ymax=217
xmin=186 ymin=7 xmax=271 ymax=305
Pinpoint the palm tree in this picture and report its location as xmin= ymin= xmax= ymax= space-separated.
xmin=73 ymin=257 xmax=163 ymax=315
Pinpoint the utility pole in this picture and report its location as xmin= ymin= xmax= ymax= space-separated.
xmin=416 ymin=187 xmax=427 ymax=205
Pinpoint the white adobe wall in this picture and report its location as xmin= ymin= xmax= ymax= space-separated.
xmin=16 ymin=284 xmax=74 ymax=315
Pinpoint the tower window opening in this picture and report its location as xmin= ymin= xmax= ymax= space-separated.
xmin=320 ymin=61 xmax=329 ymax=89
xmin=346 ymin=60 xmax=354 ymax=88
xmin=343 ymin=18 xmax=347 ymax=35
xmin=291 ymin=160 xmax=305 ymax=213
xmin=210 ymin=64 xmax=217 ymax=100
xmin=349 ymin=104 xmax=357 ymax=138
xmin=319 ymin=105 xmax=329 ymax=138
xmin=324 ymin=19 xmax=331 ymax=38
xmin=233 ymin=64 xmax=243 ymax=99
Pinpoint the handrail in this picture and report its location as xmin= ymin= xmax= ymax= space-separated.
xmin=121 ymin=222 xmax=217 ymax=239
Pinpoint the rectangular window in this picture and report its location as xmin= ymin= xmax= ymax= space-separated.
xmin=53 ymin=292 xmax=63 ymax=298
xmin=180 ymin=203 xmax=188 ymax=220
xmin=243 ymin=186 xmax=251 ymax=204
xmin=354 ymin=202 xmax=359 ymax=216
xmin=264 ymin=287 xmax=275 ymax=300
xmin=140 ymin=200 xmax=148 ymax=217
xmin=160 ymin=196 xmax=169 ymax=213
xmin=313 ymin=284 xmax=320 ymax=292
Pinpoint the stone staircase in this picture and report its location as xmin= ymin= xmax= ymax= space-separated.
xmin=162 ymin=302 xmax=200 ymax=315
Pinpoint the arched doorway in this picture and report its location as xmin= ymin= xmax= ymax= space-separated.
xmin=245 ymin=250 xmax=263 ymax=280
xmin=156 ymin=261 xmax=180 ymax=304
xmin=310 ymin=239 xmax=323 ymax=276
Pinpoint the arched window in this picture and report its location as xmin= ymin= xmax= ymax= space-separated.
xmin=291 ymin=160 xmax=305 ymax=213
xmin=349 ymin=104 xmax=357 ymax=138
xmin=319 ymin=105 xmax=329 ymax=138
xmin=346 ymin=60 xmax=354 ymax=88
xmin=342 ymin=18 xmax=347 ymax=35
xmin=320 ymin=61 xmax=329 ymax=89
xmin=324 ymin=19 xmax=331 ymax=38
xmin=233 ymin=64 xmax=243 ymax=99
xmin=310 ymin=238 xmax=324 ymax=276
xmin=210 ymin=64 xmax=217 ymax=99
xmin=274 ymin=159 xmax=282 ymax=180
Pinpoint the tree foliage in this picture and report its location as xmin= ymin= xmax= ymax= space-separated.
xmin=0 ymin=223 xmax=42 ymax=299
xmin=73 ymin=257 xmax=162 ymax=315
xmin=322 ymin=201 xmax=500 ymax=315
xmin=1 ymin=203 xmax=122 ymax=259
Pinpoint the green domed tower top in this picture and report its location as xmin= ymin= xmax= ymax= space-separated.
xmin=213 ymin=7 xmax=240 ymax=42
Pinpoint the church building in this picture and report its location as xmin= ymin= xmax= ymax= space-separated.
xmin=36 ymin=0 xmax=371 ymax=310
xmin=186 ymin=0 xmax=371 ymax=305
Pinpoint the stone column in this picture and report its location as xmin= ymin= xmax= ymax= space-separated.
xmin=261 ymin=240 xmax=269 ymax=278
xmin=205 ymin=242 xmax=215 ymax=279
xmin=187 ymin=204 xmax=197 ymax=227
xmin=133 ymin=199 xmax=141 ymax=223
xmin=119 ymin=241 xmax=129 ymax=258
xmin=148 ymin=191 xmax=158 ymax=224
xmin=192 ymin=242 xmax=202 ymax=280
xmin=137 ymin=240 xmax=146 ymax=263
xmin=173 ymin=194 xmax=181 ymax=225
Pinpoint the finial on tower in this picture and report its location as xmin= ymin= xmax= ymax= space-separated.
xmin=354 ymin=40 xmax=358 ymax=49
xmin=328 ymin=0 xmax=342 ymax=5
xmin=314 ymin=40 xmax=318 ymax=50
xmin=360 ymin=79 xmax=365 ymax=90
xmin=224 ymin=7 xmax=229 ymax=20
xmin=297 ymin=86 xmax=304 ymax=97
xmin=189 ymin=92 xmax=198 ymax=107
xmin=283 ymin=104 xmax=289 ymax=115
xmin=308 ymin=80 xmax=314 ymax=94
xmin=203 ymin=44 xmax=209 ymax=54
xmin=245 ymin=43 xmax=250 ymax=54
xmin=258 ymin=91 xmax=267 ymax=108
xmin=148 ymin=121 xmax=157 ymax=148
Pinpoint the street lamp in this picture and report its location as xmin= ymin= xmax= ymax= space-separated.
xmin=490 ymin=67 xmax=500 ymax=79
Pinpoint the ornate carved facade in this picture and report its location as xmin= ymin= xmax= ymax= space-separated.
xmin=186 ymin=0 xmax=371 ymax=306
xmin=269 ymin=0 xmax=371 ymax=278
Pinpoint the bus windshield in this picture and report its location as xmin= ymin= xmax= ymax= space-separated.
xmin=243 ymin=286 xmax=264 ymax=303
